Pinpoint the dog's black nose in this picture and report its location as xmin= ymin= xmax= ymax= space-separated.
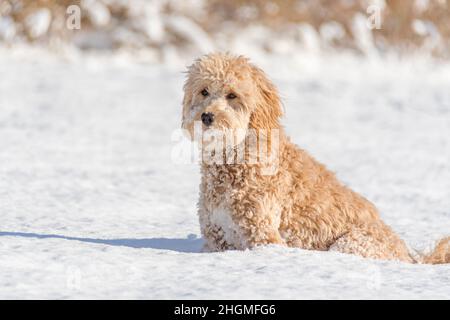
xmin=201 ymin=112 xmax=214 ymax=126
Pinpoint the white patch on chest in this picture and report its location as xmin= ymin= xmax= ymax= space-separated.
xmin=209 ymin=207 xmax=245 ymax=248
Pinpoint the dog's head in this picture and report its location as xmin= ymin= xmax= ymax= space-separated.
xmin=181 ymin=53 xmax=282 ymax=147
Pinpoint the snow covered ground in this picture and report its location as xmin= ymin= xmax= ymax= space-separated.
xmin=0 ymin=47 xmax=449 ymax=299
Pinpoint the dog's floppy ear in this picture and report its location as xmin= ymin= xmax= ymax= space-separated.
xmin=181 ymin=64 xmax=198 ymax=128
xmin=181 ymin=79 xmax=192 ymax=129
xmin=249 ymin=65 xmax=283 ymax=130
xmin=182 ymin=80 xmax=192 ymax=110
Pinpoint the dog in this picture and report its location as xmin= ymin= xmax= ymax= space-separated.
xmin=181 ymin=52 xmax=449 ymax=264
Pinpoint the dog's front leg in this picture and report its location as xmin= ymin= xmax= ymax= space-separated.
xmin=201 ymin=222 xmax=236 ymax=252
xmin=236 ymin=197 xmax=286 ymax=249
xmin=243 ymin=223 xmax=285 ymax=248
xmin=198 ymin=206 xmax=235 ymax=252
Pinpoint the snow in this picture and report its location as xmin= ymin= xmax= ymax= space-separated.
xmin=0 ymin=16 xmax=16 ymax=41
xmin=164 ymin=15 xmax=215 ymax=53
xmin=82 ymin=0 xmax=111 ymax=27
xmin=24 ymin=8 xmax=52 ymax=39
xmin=0 ymin=47 xmax=449 ymax=299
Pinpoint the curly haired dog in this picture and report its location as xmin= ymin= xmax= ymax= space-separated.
xmin=181 ymin=52 xmax=449 ymax=264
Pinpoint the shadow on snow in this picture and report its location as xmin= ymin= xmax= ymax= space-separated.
xmin=0 ymin=231 xmax=204 ymax=253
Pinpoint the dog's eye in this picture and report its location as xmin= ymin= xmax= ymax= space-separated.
xmin=226 ymin=93 xmax=237 ymax=100
xmin=201 ymin=89 xmax=209 ymax=97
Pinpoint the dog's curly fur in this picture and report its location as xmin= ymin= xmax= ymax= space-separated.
xmin=181 ymin=52 xmax=449 ymax=264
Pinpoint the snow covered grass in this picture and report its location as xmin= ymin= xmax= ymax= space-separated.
xmin=3 ymin=0 xmax=450 ymax=58
xmin=0 ymin=47 xmax=449 ymax=299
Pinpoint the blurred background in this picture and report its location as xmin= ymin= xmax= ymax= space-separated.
xmin=1 ymin=0 xmax=449 ymax=62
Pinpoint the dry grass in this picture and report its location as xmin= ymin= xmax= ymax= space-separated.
xmin=202 ymin=0 xmax=450 ymax=55
xmin=3 ymin=0 xmax=80 ymax=41
xmin=1 ymin=0 xmax=449 ymax=57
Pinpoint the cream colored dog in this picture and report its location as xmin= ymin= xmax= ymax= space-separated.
xmin=181 ymin=52 xmax=449 ymax=264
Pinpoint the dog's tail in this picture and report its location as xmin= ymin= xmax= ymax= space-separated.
xmin=417 ymin=237 xmax=450 ymax=264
